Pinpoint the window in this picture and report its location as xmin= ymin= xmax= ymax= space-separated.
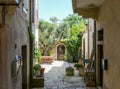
xmin=98 ymin=29 xmax=103 ymax=41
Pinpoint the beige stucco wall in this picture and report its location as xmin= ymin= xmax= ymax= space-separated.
xmin=0 ymin=7 xmax=30 ymax=89
xmin=96 ymin=0 xmax=120 ymax=89
xmin=82 ymin=30 xmax=89 ymax=59
xmin=82 ymin=19 xmax=94 ymax=59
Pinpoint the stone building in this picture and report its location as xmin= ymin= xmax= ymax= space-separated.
xmin=72 ymin=0 xmax=120 ymax=89
xmin=0 ymin=0 xmax=37 ymax=89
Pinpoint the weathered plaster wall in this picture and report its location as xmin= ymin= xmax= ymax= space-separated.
xmin=0 ymin=7 xmax=30 ymax=89
xmin=10 ymin=8 xmax=30 ymax=89
xmin=97 ymin=0 xmax=120 ymax=89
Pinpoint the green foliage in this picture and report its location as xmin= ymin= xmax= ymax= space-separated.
xmin=33 ymin=64 xmax=41 ymax=71
xmin=48 ymin=52 xmax=52 ymax=56
xmin=63 ymin=24 xmax=85 ymax=57
xmin=74 ymin=63 xmax=83 ymax=69
xmin=34 ymin=48 xmax=41 ymax=62
xmin=38 ymin=17 xmax=69 ymax=55
xmin=28 ymin=25 xmax=35 ymax=40
xmin=62 ymin=14 xmax=87 ymax=62
xmin=38 ymin=14 xmax=87 ymax=59
xmin=49 ymin=16 xmax=59 ymax=24
xmin=63 ymin=14 xmax=88 ymax=28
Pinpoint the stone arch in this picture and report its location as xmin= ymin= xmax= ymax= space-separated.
xmin=56 ymin=43 xmax=66 ymax=60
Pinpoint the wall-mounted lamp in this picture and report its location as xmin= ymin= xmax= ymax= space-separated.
xmin=15 ymin=55 xmax=22 ymax=61
xmin=11 ymin=55 xmax=22 ymax=77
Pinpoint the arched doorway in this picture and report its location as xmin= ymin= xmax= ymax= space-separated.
xmin=57 ymin=44 xmax=65 ymax=60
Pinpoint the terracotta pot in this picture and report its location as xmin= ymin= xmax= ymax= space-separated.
xmin=40 ymin=68 xmax=45 ymax=76
xmin=76 ymin=68 xmax=79 ymax=70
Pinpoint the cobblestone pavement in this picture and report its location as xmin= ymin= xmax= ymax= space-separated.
xmin=32 ymin=61 xmax=97 ymax=89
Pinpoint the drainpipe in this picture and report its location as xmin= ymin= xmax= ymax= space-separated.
xmin=87 ymin=20 xmax=90 ymax=59
xmin=29 ymin=0 xmax=33 ymax=88
xmin=94 ymin=20 xmax=97 ymax=86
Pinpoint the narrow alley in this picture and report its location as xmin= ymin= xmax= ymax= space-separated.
xmin=33 ymin=61 xmax=97 ymax=89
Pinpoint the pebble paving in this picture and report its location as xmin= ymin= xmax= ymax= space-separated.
xmin=32 ymin=61 xmax=97 ymax=89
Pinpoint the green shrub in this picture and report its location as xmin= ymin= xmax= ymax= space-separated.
xmin=48 ymin=52 xmax=52 ymax=56
xmin=33 ymin=64 xmax=41 ymax=71
xmin=74 ymin=63 xmax=83 ymax=69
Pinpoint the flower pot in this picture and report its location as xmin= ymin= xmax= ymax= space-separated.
xmin=40 ymin=68 xmax=45 ymax=76
xmin=76 ymin=68 xmax=79 ymax=70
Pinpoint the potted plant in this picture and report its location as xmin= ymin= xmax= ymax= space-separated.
xmin=33 ymin=64 xmax=44 ymax=87
xmin=33 ymin=64 xmax=41 ymax=75
xmin=74 ymin=63 xmax=83 ymax=70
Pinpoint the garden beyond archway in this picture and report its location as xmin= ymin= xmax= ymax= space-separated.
xmin=57 ymin=44 xmax=65 ymax=60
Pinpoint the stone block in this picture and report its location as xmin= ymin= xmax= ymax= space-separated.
xmin=32 ymin=76 xmax=44 ymax=88
xmin=66 ymin=67 xmax=74 ymax=76
xmin=84 ymin=71 xmax=95 ymax=87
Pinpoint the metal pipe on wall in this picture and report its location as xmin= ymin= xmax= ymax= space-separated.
xmin=94 ymin=20 xmax=97 ymax=86
xmin=88 ymin=20 xmax=90 ymax=59
xmin=29 ymin=0 xmax=33 ymax=88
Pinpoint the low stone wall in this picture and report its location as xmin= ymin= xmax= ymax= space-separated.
xmin=41 ymin=56 xmax=54 ymax=64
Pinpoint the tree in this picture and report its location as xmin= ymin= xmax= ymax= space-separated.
xmin=63 ymin=14 xmax=87 ymax=28
xmin=49 ymin=16 xmax=59 ymax=24
xmin=38 ymin=17 xmax=68 ymax=55
xmin=62 ymin=14 xmax=87 ymax=62
xmin=38 ymin=14 xmax=87 ymax=61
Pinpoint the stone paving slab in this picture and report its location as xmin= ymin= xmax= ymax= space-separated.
xmin=32 ymin=61 xmax=97 ymax=89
